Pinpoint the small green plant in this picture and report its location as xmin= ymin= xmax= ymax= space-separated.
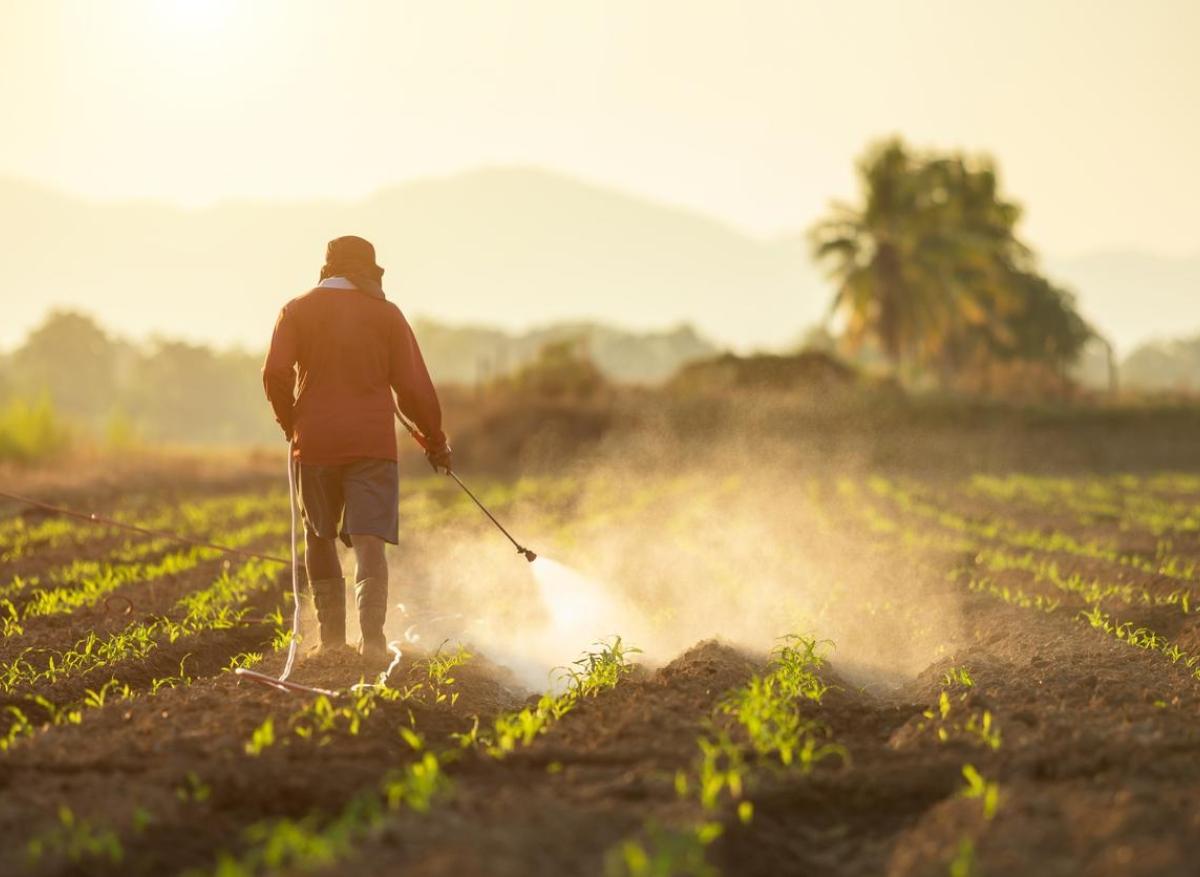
xmin=960 ymin=764 xmax=1000 ymax=820
xmin=1 ymin=705 xmax=33 ymax=752
xmin=943 ymin=666 xmax=974 ymax=688
xmin=382 ymin=730 xmax=448 ymax=813
xmin=224 ymin=652 xmax=264 ymax=672
xmin=560 ymin=637 xmax=641 ymax=699
xmin=949 ymin=837 xmax=976 ymax=877
xmin=0 ymin=395 xmax=72 ymax=464
xmin=245 ymin=717 xmax=276 ymax=756
xmin=421 ymin=645 xmax=472 ymax=706
xmin=715 ymin=633 xmax=845 ymax=775
xmin=964 ymin=711 xmax=1002 ymax=751
xmin=25 ymin=805 xmax=123 ymax=866
xmin=696 ymin=731 xmax=746 ymax=810
xmin=604 ymin=820 xmax=722 ymax=877
xmin=483 ymin=638 xmax=639 ymax=758
xmin=176 ymin=771 xmax=212 ymax=804
xmin=82 ymin=678 xmax=134 ymax=709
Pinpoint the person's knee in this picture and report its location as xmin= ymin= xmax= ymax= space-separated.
xmin=352 ymin=535 xmax=387 ymax=566
xmin=304 ymin=532 xmax=341 ymax=578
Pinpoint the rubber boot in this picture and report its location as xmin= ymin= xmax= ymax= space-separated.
xmin=355 ymin=577 xmax=389 ymax=666
xmin=309 ymin=577 xmax=347 ymax=652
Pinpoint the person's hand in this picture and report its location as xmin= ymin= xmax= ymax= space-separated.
xmin=425 ymin=442 xmax=453 ymax=473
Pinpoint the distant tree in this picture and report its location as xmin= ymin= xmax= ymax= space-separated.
xmin=9 ymin=310 xmax=118 ymax=420
xmin=809 ymin=138 xmax=1091 ymax=385
xmin=1122 ymin=335 xmax=1200 ymax=393
xmin=124 ymin=341 xmax=276 ymax=443
xmin=505 ymin=338 xmax=607 ymax=400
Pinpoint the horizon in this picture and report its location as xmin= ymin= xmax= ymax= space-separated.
xmin=3 ymin=162 xmax=1198 ymax=359
xmin=6 ymin=162 xmax=1200 ymax=264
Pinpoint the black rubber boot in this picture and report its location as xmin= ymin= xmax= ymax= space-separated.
xmin=309 ymin=577 xmax=347 ymax=652
xmin=355 ymin=577 xmax=389 ymax=666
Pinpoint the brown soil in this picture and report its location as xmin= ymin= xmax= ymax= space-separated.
xmin=3 ymin=468 xmax=1200 ymax=877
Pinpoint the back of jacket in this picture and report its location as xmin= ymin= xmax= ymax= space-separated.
xmin=262 ymin=284 xmax=444 ymax=466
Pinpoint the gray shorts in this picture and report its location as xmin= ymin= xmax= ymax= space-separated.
xmin=293 ymin=458 xmax=399 ymax=547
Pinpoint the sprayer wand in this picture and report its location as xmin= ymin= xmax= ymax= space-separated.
xmin=394 ymin=405 xmax=537 ymax=563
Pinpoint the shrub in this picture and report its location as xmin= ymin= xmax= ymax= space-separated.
xmin=0 ymin=396 xmax=73 ymax=464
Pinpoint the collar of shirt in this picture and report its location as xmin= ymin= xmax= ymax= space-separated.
xmin=317 ymin=276 xmax=356 ymax=289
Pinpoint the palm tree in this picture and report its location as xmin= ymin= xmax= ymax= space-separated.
xmin=810 ymin=138 xmax=1074 ymax=382
xmin=808 ymin=139 xmax=938 ymax=368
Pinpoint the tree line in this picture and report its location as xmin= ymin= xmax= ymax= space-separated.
xmin=0 ymin=311 xmax=275 ymax=445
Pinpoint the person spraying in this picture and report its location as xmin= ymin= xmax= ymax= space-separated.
xmin=262 ymin=235 xmax=451 ymax=667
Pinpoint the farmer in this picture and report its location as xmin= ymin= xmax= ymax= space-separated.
xmin=262 ymin=235 xmax=451 ymax=665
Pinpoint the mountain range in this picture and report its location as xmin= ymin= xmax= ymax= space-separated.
xmin=1 ymin=167 xmax=1196 ymax=359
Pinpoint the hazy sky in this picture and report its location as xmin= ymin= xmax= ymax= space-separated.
xmin=2 ymin=0 xmax=1198 ymax=259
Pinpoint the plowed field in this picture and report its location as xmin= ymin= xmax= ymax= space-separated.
xmin=3 ymin=467 xmax=1200 ymax=876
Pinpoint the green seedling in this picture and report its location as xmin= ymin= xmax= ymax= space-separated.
xmin=960 ymin=764 xmax=1000 ymax=820
xmin=604 ymin=820 xmax=722 ymax=877
xmin=245 ymin=717 xmax=276 ymax=756
xmin=26 ymin=805 xmax=124 ymax=867
xmin=177 ymin=771 xmax=212 ymax=804
xmin=943 ymin=666 xmax=974 ymax=688
xmin=964 ymin=711 xmax=1002 ymax=751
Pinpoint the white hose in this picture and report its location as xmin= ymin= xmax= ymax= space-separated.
xmin=278 ymin=447 xmax=302 ymax=681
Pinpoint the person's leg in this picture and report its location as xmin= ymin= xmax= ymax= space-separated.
xmin=351 ymin=535 xmax=389 ymax=663
xmin=304 ymin=531 xmax=342 ymax=582
xmin=352 ymin=534 xmax=388 ymax=585
xmin=341 ymin=459 xmax=400 ymax=665
xmin=296 ymin=463 xmax=348 ymax=651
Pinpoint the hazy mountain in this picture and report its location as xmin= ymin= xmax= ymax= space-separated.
xmin=3 ymin=167 xmax=1195 ymax=363
xmin=1046 ymin=249 xmax=1200 ymax=355
xmin=0 ymin=168 xmax=825 ymax=362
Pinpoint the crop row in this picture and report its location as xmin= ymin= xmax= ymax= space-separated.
xmin=0 ymin=488 xmax=286 ymax=565
xmin=918 ymin=667 xmax=1003 ymax=874
xmin=13 ymin=638 xmax=640 ymax=872
xmin=193 ymin=638 xmax=639 ymax=876
xmin=609 ymin=634 xmax=844 ymax=876
xmin=867 ymin=477 xmax=1200 ymax=584
xmin=844 ymin=486 xmax=1200 ymax=688
xmin=967 ymin=473 xmax=1200 ymax=537
xmin=846 ymin=476 xmax=1200 ymax=607
xmin=0 ymin=553 xmax=286 ymax=694
xmin=1 ymin=518 xmax=289 ymax=638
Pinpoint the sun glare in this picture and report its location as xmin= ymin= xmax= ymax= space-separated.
xmin=153 ymin=0 xmax=237 ymax=36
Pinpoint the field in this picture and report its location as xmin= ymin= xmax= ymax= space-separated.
xmin=3 ymin=445 xmax=1200 ymax=876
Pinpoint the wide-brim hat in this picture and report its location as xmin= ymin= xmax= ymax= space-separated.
xmin=323 ymin=235 xmax=384 ymax=280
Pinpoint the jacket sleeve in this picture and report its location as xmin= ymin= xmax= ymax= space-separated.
xmin=389 ymin=309 xmax=446 ymax=448
xmin=262 ymin=304 xmax=299 ymax=437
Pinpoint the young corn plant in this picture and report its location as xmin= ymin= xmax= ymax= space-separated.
xmin=421 ymin=644 xmax=472 ymax=707
xmin=482 ymin=637 xmax=639 ymax=758
xmin=604 ymin=820 xmax=722 ymax=877
xmin=244 ymin=717 xmax=276 ymax=757
xmin=25 ymin=805 xmax=124 ymax=868
xmin=960 ymin=764 xmax=1000 ymax=820
xmin=716 ymin=634 xmax=845 ymax=775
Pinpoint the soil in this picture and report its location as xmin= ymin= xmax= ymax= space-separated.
xmin=2 ymin=467 xmax=1200 ymax=877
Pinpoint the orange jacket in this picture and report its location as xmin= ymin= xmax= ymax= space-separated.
xmin=262 ymin=282 xmax=445 ymax=465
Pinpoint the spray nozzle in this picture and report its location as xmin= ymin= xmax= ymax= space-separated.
xmin=520 ymin=547 xmax=537 ymax=563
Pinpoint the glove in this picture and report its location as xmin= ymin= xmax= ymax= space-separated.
xmin=425 ymin=441 xmax=453 ymax=473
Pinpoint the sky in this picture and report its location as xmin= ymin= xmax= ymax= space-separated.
xmin=2 ymin=0 xmax=1198 ymax=258
xmin=0 ymin=0 xmax=1197 ymax=360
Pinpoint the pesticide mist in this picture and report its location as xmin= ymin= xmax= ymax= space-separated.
xmin=383 ymin=430 xmax=965 ymax=693
xmin=531 ymin=557 xmax=630 ymax=637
